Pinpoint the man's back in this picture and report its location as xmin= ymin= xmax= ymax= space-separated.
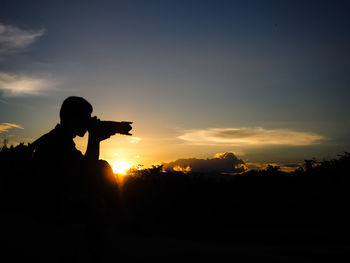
xmin=33 ymin=124 xmax=84 ymax=166
xmin=32 ymin=125 xmax=100 ymax=224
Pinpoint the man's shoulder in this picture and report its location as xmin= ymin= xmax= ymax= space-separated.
xmin=33 ymin=124 xmax=83 ymax=161
xmin=33 ymin=124 xmax=73 ymax=150
xmin=33 ymin=126 xmax=58 ymax=148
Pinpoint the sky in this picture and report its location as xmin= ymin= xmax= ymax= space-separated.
xmin=0 ymin=0 xmax=349 ymax=170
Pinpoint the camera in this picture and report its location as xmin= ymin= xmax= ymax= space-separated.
xmin=99 ymin=121 xmax=133 ymax=136
xmin=89 ymin=117 xmax=133 ymax=140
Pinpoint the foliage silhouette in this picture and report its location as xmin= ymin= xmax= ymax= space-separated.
xmin=1 ymin=142 xmax=350 ymax=260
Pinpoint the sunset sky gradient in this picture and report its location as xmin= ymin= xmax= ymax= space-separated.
xmin=1 ymin=0 xmax=349 ymax=169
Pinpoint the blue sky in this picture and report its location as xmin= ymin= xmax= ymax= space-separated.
xmin=1 ymin=0 xmax=349 ymax=167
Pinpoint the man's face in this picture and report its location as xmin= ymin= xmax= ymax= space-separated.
xmin=75 ymin=113 xmax=92 ymax=137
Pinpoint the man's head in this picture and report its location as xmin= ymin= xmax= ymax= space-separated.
xmin=60 ymin=96 xmax=93 ymax=137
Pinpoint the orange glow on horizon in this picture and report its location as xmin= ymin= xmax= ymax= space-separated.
xmin=112 ymin=159 xmax=133 ymax=175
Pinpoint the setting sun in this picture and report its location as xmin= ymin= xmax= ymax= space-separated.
xmin=112 ymin=159 xmax=133 ymax=175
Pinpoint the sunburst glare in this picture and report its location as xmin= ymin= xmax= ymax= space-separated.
xmin=112 ymin=159 xmax=133 ymax=175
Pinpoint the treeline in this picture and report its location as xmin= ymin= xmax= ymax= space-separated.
xmin=121 ymin=153 xmax=350 ymax=239
xmin=1 ymin=144 xmax=350 ymax=243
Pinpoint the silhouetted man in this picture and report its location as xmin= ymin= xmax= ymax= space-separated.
xmin=31 ymin=96 xmax=132 ymax=223
xmin=33 ymin=96 xmax=131 ymax=165
xmin=30 ymin=96 xmax=132 ymax=261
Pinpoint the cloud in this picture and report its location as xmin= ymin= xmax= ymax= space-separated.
xmin=129 ymin=137 xmax=141 ymax=144
xmin=178 ymin=127 xmax=324 ymax=146
xmin=163 ymin=152 xmax=246 ymax=174
xmin=0 ymin=72 xmax=52 ymax=97
xmin=0 ymin=24 xmax=49 ymax=97
xmin=0 ymin=122 xmax=24 ymax=133
xmin=0 ymin=23 xmax=45 ymax=54
xmin=246 ymin=162 xmax=303 ymax=173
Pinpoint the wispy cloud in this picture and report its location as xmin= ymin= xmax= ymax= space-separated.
xmin=0 ymin=122 xmax=24 ymax=133
xmin=0 ymin=23 xmax=45 ymax=54
xmin=129 ymin=137 xmax=142 ymax=144
xmin=0 ymin=72 xmax=52 ymax=97
xmin=0 ymin=24 xmax=49 ymax=97
xmin=178 ymin=127 xmax=324 ymax=146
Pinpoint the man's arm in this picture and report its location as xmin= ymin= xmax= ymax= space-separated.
xmin=84 ymin=117 xmax=101 ymax=161
xmin=85 ymin=134 xmax=100 ymax=161
xmin=84 ymin=117 xmax=133 ymax=161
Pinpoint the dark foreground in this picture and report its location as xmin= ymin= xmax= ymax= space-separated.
xmin=2 ymin=212 xmax=350 ymax=262
xmin=1 ymin=148 xmax=350 ymax=262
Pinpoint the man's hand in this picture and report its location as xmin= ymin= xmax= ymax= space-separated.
xmin=88 ymin=116 xmax=111 ymax=142
xmin=118 ymin=121 xmax=133 ymax=136
xmin=85 ymin=116 xmax=102 ymax=161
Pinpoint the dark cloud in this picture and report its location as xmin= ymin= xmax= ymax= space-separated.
xmin=163 ymin=152 xmax=246 ymax=174
xmin=246 ymin=162 xmax=303 ymax=172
